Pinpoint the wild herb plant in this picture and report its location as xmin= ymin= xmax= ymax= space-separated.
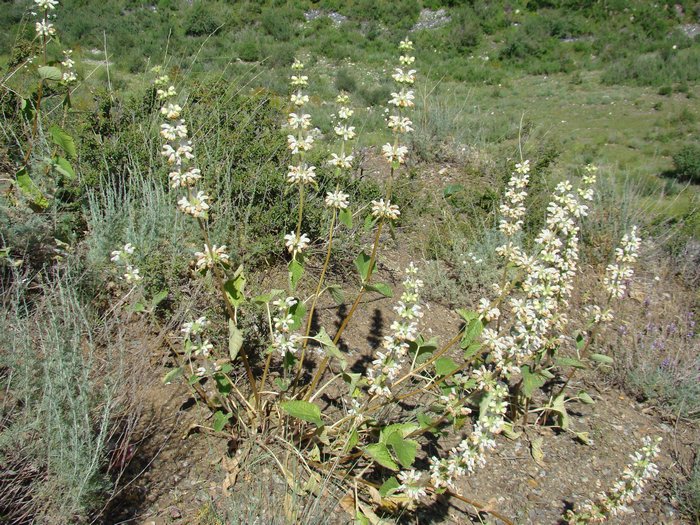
xmin=5 ymin=0 xmax=79 ymax=212
xmin=123 ymin=39 xmax=662 ymax=523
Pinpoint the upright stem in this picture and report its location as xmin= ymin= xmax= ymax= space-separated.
xmin=293 ymin=210 xmax=336 ymax=391
xmin=304 ymin=218 xmax=384 ymax=400
xmin=194 ymin=211 xmax=259 ymax=408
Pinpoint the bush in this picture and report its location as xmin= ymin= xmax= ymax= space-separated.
xmin=673 ymin=144 xmax=700 ymax=183
xmin=185 ymin=1 xmax=221 ymax=36
xmin=334 ymin=67 xmax=357 ymax=93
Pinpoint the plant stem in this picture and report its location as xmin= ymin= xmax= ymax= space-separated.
xmin=293 ymin=209 xmax=336 ymax=391
xmin=303 ymin=218 xmax=384 ymax=400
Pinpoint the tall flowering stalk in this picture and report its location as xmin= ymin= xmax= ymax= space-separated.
xmin=566 ymin=436 xmax=661 ymax=523
xmin=304 ymin=39 xmax=417 ymax=399
xmin=285 ymin=59 xmax=316 ymax=260
xmin=156 ymin=76 xmax=259 ymax=406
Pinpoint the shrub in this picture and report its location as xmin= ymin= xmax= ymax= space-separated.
xmin=673 ymin=144 xmax=700 ymax=183
xmin=334 ymin=67 xmax=357 ymax=93
xmin=185 ymin=1 xmax=222 ymax=36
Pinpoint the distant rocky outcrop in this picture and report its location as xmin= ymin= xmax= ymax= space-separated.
xmin=304 ymin=9 xmax=347 ymax=26
xmin=411 ymin=8 xmax=451 ymax=31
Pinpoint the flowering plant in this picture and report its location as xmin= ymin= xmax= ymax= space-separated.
xmin=117 ymin=40 xmax=661 ymax=523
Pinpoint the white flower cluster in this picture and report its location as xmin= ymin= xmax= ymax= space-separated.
xmin=61 ymin=49 xmax=76 ymax=83
xmin=371 ymin=198 xmax=400 ymax=221
xmin=366 ymin=264 xmax=423 ymax=398
xmin=401 ymin=384 xmax=507 ymax=499
xmin=498 ymin=160 xmax=530 ymax=237
xmin=383 ymin=38 xmax=416 ymax=166
xmin=179 ymin=316 xmax=220 ymax=379
xmin=398 ymin=165 xmax=613 ymax=501
xmin=271 ymin=297 xmax=301 ymax=356
xmin=110 ymin=243 xmax=142 ymax=283
xmin=567 ymin=436 xmax=661 ymax=523
xmin=604 ymin=226 xmax=641 ymax=299
xmin=33 ymin=0 xmax=58 ymax=36
xmin=156 ymin=80 xmax=211 ymax=220
xmin=193 ymin=244 xmax=230 ymax=272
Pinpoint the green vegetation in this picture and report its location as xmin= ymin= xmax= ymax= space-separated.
xmin=1 ymin=0 xmax=698 ymax=523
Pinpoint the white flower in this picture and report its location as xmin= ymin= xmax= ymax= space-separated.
xmin=287 ymin=112 xmax=312 ymax=130
xmin=328 ymin=153 xmax=354 ymax=169
xmin=194 ymin=244 xmax=230 ymax=272
xmin=62 ymin=71 xmax=77 ymax=83
xmin=290 ymin=92 xmax=309 ymax=106
xmin=287 ymin=134 xmax=314 ymax=154
xmin=291 ymin=59 xmax=304 ymax=70
xmin=124 ymin=265 xmax=142 ymax=282
xmin=284 ymin=231 xmax=311 ymax=256
xmin=387 ymin=116 xmax=413 ymax=134
xmin=181 ymin=316 xmax=209 ymax=337
xmin=381 ymin=143 xmax=408 ymax=164
xmin=169 ymin=167 xmax=202 ymax=188
xmin=177 ymin=191 xmax=210 ymax=218
xmin=337 ymin=106 xmax=353 ymax=120
xmin=290 ymin=75 xmax=308 ymax=86
xmin=399 ymin=55 xmax=415 ymax=65
xmin=334 ymin=124 xmax=356 ymax=140
xmin=325 ymin=190 xmax=349 ymax=210
xmin=392 ymin=68 xmax=416 ymax=84
xmin=371 ymin=198 xmax=400 ymax=220
xmin=399 ymin=39 xmax=414 ymax=51
xmin=286 ymin=164 xmax=316 ymax=185
xmin=398 ymin=470 xmax=426 ymax=501
xmin=35 ymin=20 xmax=56 ymax=37
xmin=35 ymin=0 xmax=58 ymax=10
xmin=160 ymin=121 xmax=188 ymax=141
xmin=388 ymin=89 xmax=415 ymax=108
xmin=157 ymin=86 xmax=177 ymax=100
xmin=160 ymin=103 xmax=182 ymax=120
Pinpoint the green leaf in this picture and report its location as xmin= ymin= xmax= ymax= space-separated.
xmin=379 ymin=477 xmax=400 ymax=497
xmin=15 ymin=168 xmax=49 ymax=209
xmin=380 ymin=423 xmax=419 ymax=441
xmin=354 ymin=251 xmax=372 ymax=282
xmin=443 ymin=183 xmax=464 ymax=198
xmin=49 ymin=125 xmax=77 ymax=158
xmin=288 ymin=300 xmax=306 ymax=331
xmin=327 ymin=284 xmax=344 ymax=305
xmin=550 ymin=392 xmax=570 ymax=429
xmin=339 ymin=207 xmax=353 ymax=228
xmin=224 ymin=266 xmax=246 ymax=307
xmin=463 ymin=342 xmax=482 ymax=360
xmin=456 ymin=309 xmax=479 ymax=322
xmin=363 ymin=214 xmax=375 ymax=232
xmin=228 ymin=319 xmax=243 ymax=361
xmin=53 ymin=156 xmax=75 ymax=179
xmin=355 ymin=511 xmax=370 ymax=525
xmin=386 ymin=433 xmax=418 ymax=468
xmin=214 ymin=373 xmax=232 ymax=395
xmin=289 ymin=258 xmax=303 ymax=291
xmin=365 ymin=282 xmax=392 ymax=297
xmin=460 ymin=317 xmax=484 ymax=349
xmin=163 ymin=367 xmax=183 ymax=384
xmin=252 ymin=289 xmax=283 ymax=305
xmin=212 ymin=410 xmax=232 ymax=432
xmin=281 ymin=400 xmax=323 ymax=427
xmin=345 ymin=428 xmax=359 ymax=452
xmin=317 ymin=327 xmax=346 ymax=370
xmin=590 ymin=353 xmax=614 ymax=365
xmin=578 ymin=391 xmax=595 ymax=405
xmin=521 ymin=365 xmax=547 ymax=398
xmin=38 ymin=65 xmax=62 ymax=81
xmin=556 ymin=357 xmax=587 ymax=369
xmin=408 ymin=336 xmax=438 ymax=365
xmin=364 ymin=443 xmax=399 ymax=471
xmin=434 ymin=357 xmax=459 ymax=377
xmin=150 ymin=289 xmax=168 ymax=310
xmin=575 ymin=332 xmax=585 ymax=351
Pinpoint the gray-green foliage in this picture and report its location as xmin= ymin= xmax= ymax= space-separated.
xmin=0 ymin=271 xmax=123 ymax=523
